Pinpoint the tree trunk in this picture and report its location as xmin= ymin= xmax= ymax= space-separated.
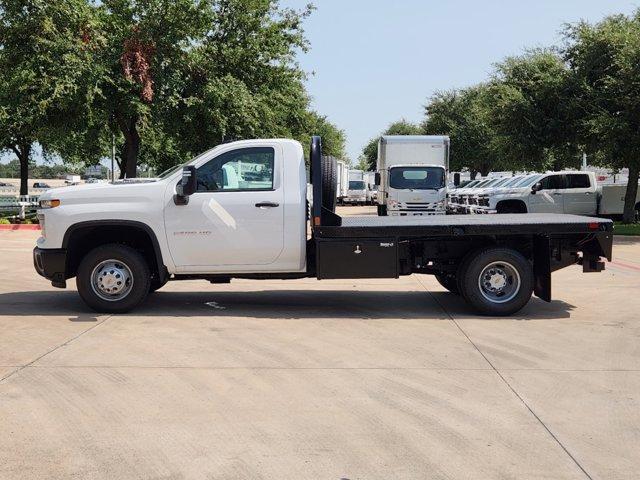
xmin=19 ymin=154 xmax=28 ymax=196
xmin=12 ymin=143 xmax=31 ymax=196
xmin=470 ymin=170 xmax=478 ymax=180
xmin=116 ymin=115 xmax=141 ymax=179
xmin=622 ymin=163 xmax=639 ymax=224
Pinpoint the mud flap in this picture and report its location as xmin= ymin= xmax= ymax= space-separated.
xmin=533 ymin=235 xmax=552 ymax=302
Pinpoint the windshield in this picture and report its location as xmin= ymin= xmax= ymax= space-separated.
xmin=459 ymin=180 xmax=479 ymax=189
xmin=491 ymin=178 xmax=511 ymax=188
xmin=349 ymin=181 xmax=365 ymax=190
xmin=471 ymin=179 xmax=491 ymax=188
xmin=517 ymin=175 xmax=543 ymax=187
xmin=501 ymin=176 xmax=523 ymax=187
xmin=389 ymin=167 xmax=445 ymax=190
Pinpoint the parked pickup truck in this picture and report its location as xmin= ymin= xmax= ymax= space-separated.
xmin=472 ymin=171 xmax=640 ymax=218
xmin=34 ymin=137 xmax=613 ymax=316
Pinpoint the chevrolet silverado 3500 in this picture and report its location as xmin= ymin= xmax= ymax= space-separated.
xmin=34 ymin=137 xmax=613 ymax=316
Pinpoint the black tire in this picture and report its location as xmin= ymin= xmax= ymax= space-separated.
xmin=377 ymin=204 xmax=387 ymax=216
xmin=457 ymin=247 xmax=533 ymax=316
xmin=321 ymin=155 xmax=337 ymax=212
xmin=435 ymin=273 xmax=459 ymax=294
xmin=76 ymin=244 xmax=151 ymax=313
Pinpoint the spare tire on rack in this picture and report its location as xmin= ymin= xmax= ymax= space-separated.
xmin=310 ymin=136 xmax=338 ymax=214
xmin=321 ymin=155 xmax=337 ymax=212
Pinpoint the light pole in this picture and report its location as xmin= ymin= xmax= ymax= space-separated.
xmin=111 ymin=132 xmax=116 ymax=183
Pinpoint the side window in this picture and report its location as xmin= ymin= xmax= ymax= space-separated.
xmin=539 ymin=174 xmax=564 ymax=190
xmin=566 ymin=174 xmax=591 ymax=189
xmin=196 ymin=147 xmax=275 ymax=192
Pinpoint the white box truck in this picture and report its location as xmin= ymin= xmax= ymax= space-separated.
xmin=344 ymin=169 xmax=366 ymax=205
xmin=335 ymin=159 xmax=348 ymax=204
xmin=375 ymin=135 xmax=449 ymax=216
xmin=364 ymin=171 xmax=377 ymax=205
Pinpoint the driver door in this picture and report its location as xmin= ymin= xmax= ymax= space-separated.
xmin=529 ymin=174 xmax=565 ymax=213
xmin=164 ymin=145 xmax=284 ymax=271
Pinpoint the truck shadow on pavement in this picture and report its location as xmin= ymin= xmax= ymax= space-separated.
xmin=0 ymin=289 xmax=575 ymax=320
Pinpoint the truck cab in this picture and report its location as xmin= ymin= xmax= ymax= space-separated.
xmin=375 ymin=136 xmax=449 ymax=216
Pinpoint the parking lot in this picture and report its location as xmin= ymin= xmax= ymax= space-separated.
xmin=1 ymin=214 xmax=639 ymax=479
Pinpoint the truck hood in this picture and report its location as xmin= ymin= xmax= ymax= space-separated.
xmin=487 ymin=186 xmax=531 ymax=196
xmin=39 ymin=180 xmax=168 ymax=205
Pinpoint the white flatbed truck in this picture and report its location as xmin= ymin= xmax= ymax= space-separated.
xmin=34 ymin=137 xmax=613 ymax=316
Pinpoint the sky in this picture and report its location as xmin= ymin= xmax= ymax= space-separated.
xmin=281 ymin=0 xmax=639 ymax=162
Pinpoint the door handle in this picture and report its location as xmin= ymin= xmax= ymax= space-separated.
xmin=255 ymin=202 xmax=280 ymax=208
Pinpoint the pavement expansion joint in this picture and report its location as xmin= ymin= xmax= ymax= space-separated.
xmin=0 ymin=315 xmax=113 ymax=384
xmin=414 ymin=275 xmax=595 ymax=480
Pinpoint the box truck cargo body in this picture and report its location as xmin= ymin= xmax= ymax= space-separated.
xmin=376 ymin=135 xmax=449 ymax=216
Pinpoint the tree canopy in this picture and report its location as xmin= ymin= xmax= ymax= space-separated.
xmin=0 ymin=0 xmax=346 ymax=189
xmin=564 ymin=13 xmax=640 ymax=222
xmin=423 ymin=85 xmax=497 ymax=178
xmin=0 ymin=0 xmax=98 ymax=194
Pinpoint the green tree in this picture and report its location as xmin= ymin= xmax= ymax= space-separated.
xmin=89 ymin=0 xmax=212 ymax=178
xmin=0 ymin=0 xmax=97 ymax=194
xmin=360 ymin=119 xmax=421 ymax=171
xmin=564 ymin=12 xmax=640 ymax=223
xmin=487 ymin=49 xmax=579 ymax=173
xmin=423 ymin=85 xmax=498 ymax=178
xmin=300 ymin=111 xmax=346 ymax=160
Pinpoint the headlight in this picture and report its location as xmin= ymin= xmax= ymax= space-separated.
xmin=39 ymin=199 xmax=60 ymax=209
xmin=388 ymin=200 xmax=399 ymax=209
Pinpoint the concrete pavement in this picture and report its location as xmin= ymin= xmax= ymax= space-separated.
xmin=1 ymin=226 xmax=639 ymax=479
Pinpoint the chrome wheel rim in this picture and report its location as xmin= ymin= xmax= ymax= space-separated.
xmin=478 ymin=261 xmax=521 ymax=304
xmin=91 ymin=259 xmax=134 ymax=302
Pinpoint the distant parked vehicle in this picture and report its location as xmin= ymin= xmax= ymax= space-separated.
xmin=471 ymin=171 xmax=640 ymax=218
xmin=33 ymin=182 xmax=51 ymax=189
xmin=0 ymin=181 xmax=12 ymax=187
xmin=65 ymin=175 xmax=81 ymax=185
xmin=364 ymin=171 xmax=377 ymax=205
xmin=449 ymin=178 xmax=505 ymax=213
xmin=344 ymin=169 xmax=367 ymax=205
xmin=335 ymin=159 xmax=348 ymax=204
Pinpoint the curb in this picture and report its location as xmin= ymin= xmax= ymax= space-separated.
xmin=0 ymin=224 xmax=41 ymax=231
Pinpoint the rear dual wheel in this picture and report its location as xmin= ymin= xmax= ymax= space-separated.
xmin=456 ymin=247 xmax=534 ymax=316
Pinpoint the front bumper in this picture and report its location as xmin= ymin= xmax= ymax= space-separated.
xmin=388 ymin=210 xmax=446 ymax=217
xmin=33 ymin=247 xmax=67 ymax=288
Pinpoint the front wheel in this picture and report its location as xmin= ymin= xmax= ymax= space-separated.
xmin=457 ymin=248 xmax=533 ymax=316
xmin=77 ymin=244 xmax=151 ymax=313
